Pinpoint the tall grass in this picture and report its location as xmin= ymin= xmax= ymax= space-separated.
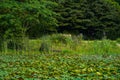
xmin=89 ymin=39 xmax=119 ymax=54
xmin=0 ymin=34 xmax=120 ymax=54
xmin=38 ymin=34 xmax=120 ymax=54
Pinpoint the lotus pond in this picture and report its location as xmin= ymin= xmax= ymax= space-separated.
xmin=0 ymin=53 xmax=120 ymax=80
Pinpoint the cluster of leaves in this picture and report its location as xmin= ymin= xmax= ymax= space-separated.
xmin=0 ymin=0 xmax=58 ymax=51
xmin=50 ymin=0 xmax=120 ymax=39
xmin=0 ymin=53 xmax=120 ymax=79
xmin=0 ymin=0 xmax=57 ymax=39
xmin=0 ymin=0 xmax=120 ymax=40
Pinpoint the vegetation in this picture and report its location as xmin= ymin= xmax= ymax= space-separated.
xmin=0 ymin=34 xmax=120 ymax=79
xmin=0 ymin=0 xmax=120 ymax=79
xmin=0 ymin=0 xmax=57 ymax=51
xmin=0 ymin=53 xmax=120 ymax=79
xmin=0 ymin=0 xmax=120 ymax=40
xmin=38 ymin=34 xmax=120 ymax=54
xmin=51 ymin=0 xmax=120 ymax=39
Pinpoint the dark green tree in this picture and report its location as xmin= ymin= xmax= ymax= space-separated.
xmin=0 ymin=0 xmax=58 ymax=50
xmin=51 ymin=0 xmax=120 ymax=39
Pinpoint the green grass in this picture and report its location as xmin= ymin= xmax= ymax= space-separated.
xmin=0 ymin=34 xmax=120 ymax=54
xmin=2 ymin=39 xmax=119 ymax=55
xmin=38 ymin=37 xmax=120 ymax=54
xmin=0 ymin=53 xmax=120 ymax=79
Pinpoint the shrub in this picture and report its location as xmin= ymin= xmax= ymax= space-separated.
xmin=7 ymin=37 xmax=28 ymax=51
xmin=39 ymin=36 xmax=51 ymax=53
xmin=39 ymin=34 xmax=73 ymax=53
xmin=50 ymin=34 xmax=72 ymax=45
xmin=39 ymin=41 xmax=51 ymax=53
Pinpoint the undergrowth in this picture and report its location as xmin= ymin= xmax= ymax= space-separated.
xmin=39 ymin=34 xmax=120 ymax=54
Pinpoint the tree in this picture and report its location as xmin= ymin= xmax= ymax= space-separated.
xmin=51 ymin=0 xmax=120 ymax=39
xmin=0 ymin=0 xmax=58 ymax=50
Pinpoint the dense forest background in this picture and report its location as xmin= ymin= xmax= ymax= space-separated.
xmin=0 ymin=0 xmax=120 ymax=40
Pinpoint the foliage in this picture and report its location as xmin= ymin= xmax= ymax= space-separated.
xmin=0 ymin=0 xmax=58 ymax=50
xmin=39 ymin=34 xmax=73 ymax=53
xmin=39 ymin=41 xmax=51 ymax=53
xmin=51 ymin=0 xmax=120 ymax=39
xmin=0 ymin=53 xmax=120 ymax=79
xmin=7 ymin=37 xmax=29 ymax=51
xmin=30 ymin=35 xmax=120 ymax=54
xmin=90 ymin=39 xmax=118 ymax=54
xmin=0 ymin=0 xmax=120 ymax=39
xmin=50 ymin=34 xmax=72 ymax=44
xmin=0 ymin=0 xmax=58 ymax=39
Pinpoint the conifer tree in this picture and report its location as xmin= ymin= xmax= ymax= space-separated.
xmin=51 ymin=0 xmax=120 ymax=39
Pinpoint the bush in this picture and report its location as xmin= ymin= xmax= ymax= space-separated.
xmin=50 ymin=34 xmax=72 ymax=45
xmin=39 ymin=34 xmax=73 ymax=53
xmin=39 ymin=41 xmax=51 ymax=53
